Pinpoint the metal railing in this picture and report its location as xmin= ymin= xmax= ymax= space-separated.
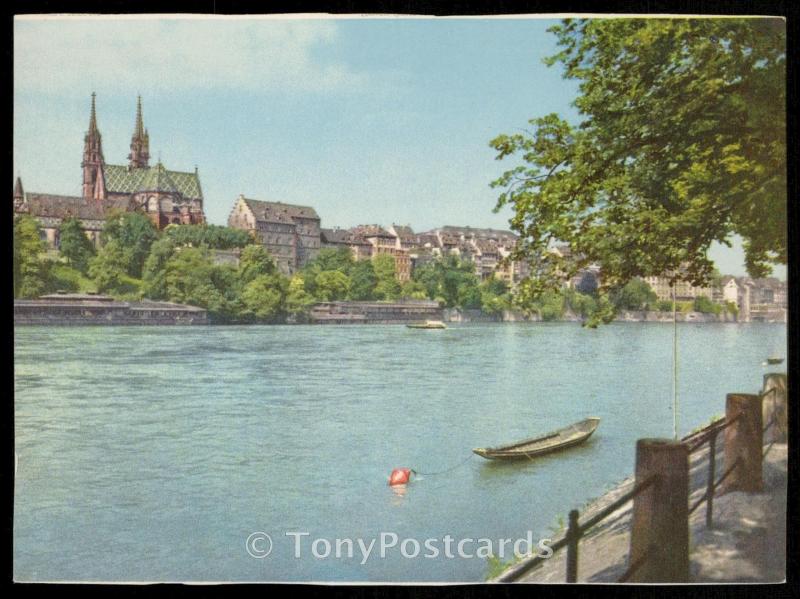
xmin=495 ymin=473 xmax=658 ymax=582
xmin=685 ymin=412 xmax=741 ymax=528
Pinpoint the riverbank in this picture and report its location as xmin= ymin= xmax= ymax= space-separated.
xmin=444 ymin=308 xmax=744 ymax=324
xmin=502 ymin=441 xmax=787 ymax=583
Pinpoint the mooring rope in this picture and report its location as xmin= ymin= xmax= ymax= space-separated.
xmin=413 ymin=453 xmax=475 ymax=476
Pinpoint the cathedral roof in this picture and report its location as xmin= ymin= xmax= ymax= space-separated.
xmin=241 ymin=197 xmax=320 ymax=223
xmin=134 ymin=163 xmax=180 ymax=194
xmin=104 ymin=163 xmax=202 ymax=198
xmin=24 ymin=193 xmax=107 ymax=220
xmin=22 ymin=193 xmax=133 ymax=221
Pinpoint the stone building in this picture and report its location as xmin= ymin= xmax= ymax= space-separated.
xmin=320 ymin=227 xmax=374 ymax=260
xmin=642 ymin=275 xmax=712 ymax=302
xmin=228 ymin=195 xmax=321 ymax=274
xmin=349 ymin=225 xmax=411 ymax=282
xmin=13 ymin=94 xmax=206 ymax=246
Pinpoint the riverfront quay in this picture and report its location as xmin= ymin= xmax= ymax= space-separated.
xmin=506 ymin=441 xmax=787 ymax=583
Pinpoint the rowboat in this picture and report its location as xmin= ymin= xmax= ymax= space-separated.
xmin=472 ymin=417 xmax=600 ymax=460
xmin=766 ymin=357 xmax=784 ymax=365
xmin=406 ymin=320 xmax=447 ymax=329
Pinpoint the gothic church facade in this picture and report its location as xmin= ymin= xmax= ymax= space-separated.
xmin=14 ymin=94 xmax=206 ymax=248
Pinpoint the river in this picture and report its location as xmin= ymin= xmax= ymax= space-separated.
xmin=14 ymin=322 xmax=786 ymax=582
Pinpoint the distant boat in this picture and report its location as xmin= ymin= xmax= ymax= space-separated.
xmin=406 ymin=320 xmax=447 ymax=329
xmin=473 ymin=417 xmax=600 ymax=460
xmin=767 ymin=357 xmax=784 ymax=365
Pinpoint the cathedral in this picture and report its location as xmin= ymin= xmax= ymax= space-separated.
xmin=13 ymin=94 xmax=206 ymax=248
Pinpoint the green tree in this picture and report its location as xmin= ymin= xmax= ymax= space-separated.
xmin=314 ymin=270 xmax=351 ymax=302
xmin=491 ymin=18 xmax=786 ymax=308
xmin=610 ymin=279 xmax=658 ymax=311
xmin=88 ymin=239 xmax=130 ymax=294
xmin=142 ymin=237 xmax=178 ymax=300
xmin=349 ymin=260 xmax=378 ymax=300
xmin=13 ymin=215 xmax=49 ymax=298
xmin=101 ymin=211 xmax=159 ymax=278
xmin=372 ymin=254 xmax=401 ymax=301
xmin=240 ymin=274 xmax=287 ymax=322
xmin=400 ymin=279 xmax=428 ymax=300
xmin=309 ymin=247 xmax=354 ymax=274
xmin=534 ymin=290 xmax=566 ymax=321
xmin=163 ymin=247 xmax=238 ymax=321
xmin=286 ymin=274 xmax=316 ymax=320
xmin=693 ymin=295 xmax=721 ymax=314
xmin=412 ymin=254 xmax=482 ymax=308
xmin=58 ymin=217 xmax=95 ymax=273
xmin=238 ymin=244 xmax=277 ymax=285
xmin=164 ymin=223 xmax=254 ymax=249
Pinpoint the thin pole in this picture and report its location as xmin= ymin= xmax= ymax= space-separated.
xmin=672 ymin=283 xmax=678 ymax=440
xmin=566 ymin=509 xmax=580 ymax=583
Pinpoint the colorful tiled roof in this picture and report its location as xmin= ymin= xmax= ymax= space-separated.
xmin=104 ymin=163 xmax=202 ymax=198
xmin=242 ymin=197 xmax=320 ymax=223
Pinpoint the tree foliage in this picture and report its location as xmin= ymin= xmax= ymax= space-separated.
xmin=58 ymin=217 xmax=96 ymax=273
xmin=372 ymin=254 xmax=401 ymax=301
xmin=88 ymin=239 xmax=131 ymax=294
xmin=349 ymin=260 xmax=378 ymax=300
xmin=412 ymin=254 xmax=482 ymax=308
xmin=101 ymin=211 xmax=159 ymax=278
xmin=164 ymin=223 xmax=254 ymax=250
xmin=491 ymin=18 xmax=786 ymax=303
xmin=238 ymin=244 xmax=277 ymax=285
xmin=610 ymin=279 xmax=658 ymax=311
xmin=13 ymin=215 xmax=49 ymax=298
xmin=240 ymin=274 xmax=287 ymax=322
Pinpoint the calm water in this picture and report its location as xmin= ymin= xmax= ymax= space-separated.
xmin=14 ymin=322 xmax=786 ymax=582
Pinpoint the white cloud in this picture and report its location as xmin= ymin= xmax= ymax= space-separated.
xmin=14 ymin=16 xmax=366 ymax=96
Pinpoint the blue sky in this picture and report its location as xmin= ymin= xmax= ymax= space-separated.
xmin=13 ymin=15 xmax=784 ymax=279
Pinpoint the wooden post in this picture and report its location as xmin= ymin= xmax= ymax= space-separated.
xmin=565 ymin=509 xmax=580 ymax=583
xmin=705 ymin=430 xmax=717 ymax=528
xmin=722 ymin=393 xmax=763 ymax=493
xmin=762 ymin=373 xmax=788 ymax=444
xmin=629 ymin=439 xmax=689 ymax=582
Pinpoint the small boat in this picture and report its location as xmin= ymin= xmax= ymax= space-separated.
xmin=473 ymin=417 xmax=600 ymax=460
xmin=406 ymin=320 xmax=447 ymax=329
xmin=766 ymin=357 xmax=784 ymax=365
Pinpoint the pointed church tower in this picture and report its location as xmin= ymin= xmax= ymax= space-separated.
xmin=128 ymin=95 xmax=150 ymax=169
xmin=82 ymin=93 xmax=107 ymax=200
xmin=13 ymin=176 xmax=26 ymax=212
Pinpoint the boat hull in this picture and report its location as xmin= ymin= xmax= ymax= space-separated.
xmin=473 ymin=417 xmax=600 ymax=460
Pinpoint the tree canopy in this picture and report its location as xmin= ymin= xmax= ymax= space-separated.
xmin=490 ymin=18 xmax=786 ymax=301
xmin=58 ymin=218 xmax=96 ymax=273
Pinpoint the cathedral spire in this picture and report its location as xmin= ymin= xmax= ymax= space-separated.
xmin=88 ymin=92 xmax=98 ymax=135
xmin=135 ymin=95 xmax=144 ymax=138
xmin=128 ymin=95 xmax=150 ymax=169
xmin=82 ymin=92 xmax=106 ymax=200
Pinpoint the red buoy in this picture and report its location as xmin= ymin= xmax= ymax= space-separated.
xmin=389 ymin=467 xmax=412 ymax=486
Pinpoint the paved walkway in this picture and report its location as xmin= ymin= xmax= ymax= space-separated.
xmin=510 ymin=442 xmax=787 ymax=583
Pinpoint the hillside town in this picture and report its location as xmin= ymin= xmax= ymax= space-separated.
xmin=13 ymin=95 xmax=787 ymax=324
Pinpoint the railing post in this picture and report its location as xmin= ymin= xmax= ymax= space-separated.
xmin=705 ymin=431 xmax=717 ymax=528
xmin=629 ymin=439 xmax=689 ymax=582
xmin=762 ymin=373 xmax=788 ymax=443
xmin=565 ymin=509 xmax=580 ymax=583
xmin=722 ymin=393 xmax=763 ymax=493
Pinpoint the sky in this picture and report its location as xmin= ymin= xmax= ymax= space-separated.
xmin=13 ymin=15 xmax=785 ymax=279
